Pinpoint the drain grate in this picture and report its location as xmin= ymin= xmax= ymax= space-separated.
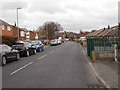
xmin=87 ymin=84 xmax=104 ymax=88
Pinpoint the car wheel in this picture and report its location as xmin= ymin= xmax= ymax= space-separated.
xmin=38 ymin=48 xmax=41 ymax=52
xmin=42 ymin=48 xmax=44 ymax=51
xmin=26 ymin=51 xmax=30 ymax=57
xmin=16 ymin=53 xmax=20 ymax=60
xmin=34 ymin=49 xmax=36 ymax=54
xmin=2 ymin=56 xmax=7 ymax=66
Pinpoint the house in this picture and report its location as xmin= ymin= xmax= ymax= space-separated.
xmin=86 ymin=25 xmax=119 ymax=61
xmin=0 ymin=19 xmax=37 ymax=41
xmin=0 ymin=19 xmax=13 ymax=37
xmin=26 ymin=31 xmax=37 ymax=41
xmin=29 ymin=31 xmax=36 ymax=40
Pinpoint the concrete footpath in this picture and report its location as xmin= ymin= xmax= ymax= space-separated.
xmin=92 ymin=61 xmax=118 ymax=88
xmin=82 ymin=45 xmax=119 ymax=89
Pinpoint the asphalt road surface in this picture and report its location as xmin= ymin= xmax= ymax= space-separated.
xmin=3 ymin=42 xmax=102 ymax=88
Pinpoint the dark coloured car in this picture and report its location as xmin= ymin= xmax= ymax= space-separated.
xmin=0 ymin=45 xmax=20 ymax=66
xmin=30 ymin=40 xmax=44 ymax=52
xmin=12 ymin=42 xmax=36 ymax=57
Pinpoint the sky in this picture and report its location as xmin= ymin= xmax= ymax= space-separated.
xmin=0 ymin=0 xmax=119 ymax=33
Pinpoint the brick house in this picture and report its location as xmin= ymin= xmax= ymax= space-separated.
xmin=26 ymin=31 xmax=37 ymax=41
xmin=11 ymin=25 xmax=18 ymax=38
xmin=0 ymin=19 xmax=40 ymax=42
xmin=29 ymin=31 xmax=36 ymax=40
xmin=0 ymin=19 xmax=13 ymax=37
xmin=19 ymin=28 xmax=26 ymax=41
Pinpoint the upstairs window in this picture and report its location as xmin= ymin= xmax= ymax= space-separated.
xmin=7 ymin=26 xmax=11 ymax=31
xmin=2 ymin=25 xmax=4 ymax=30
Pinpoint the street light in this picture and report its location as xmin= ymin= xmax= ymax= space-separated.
xmin=17 ymin=8 xmax=22 ymax=41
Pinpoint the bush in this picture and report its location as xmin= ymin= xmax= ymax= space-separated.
xmin=2 ymin=36 xmax=17 ymax=46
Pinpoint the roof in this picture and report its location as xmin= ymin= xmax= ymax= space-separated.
xmin=104 ymin=26 xmax=118 ymax=37
xmin=86 ymin=25 xmax=118 ymax=37
xmin=0 ymin=19 xmax=11 ymax=26
xmin=85 ymin=30 xmax=99 ymax=37
xmin=97 ymin=26 xmax=118 ymax=37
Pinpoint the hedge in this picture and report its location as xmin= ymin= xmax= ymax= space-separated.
xmin=1 ymin=36 xmax=17 ymax=46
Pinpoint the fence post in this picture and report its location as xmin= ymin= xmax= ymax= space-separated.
xmin=92 ymin=50 xmax=96 ymax=62
xmin=114 ymin=44 xmax=118 ymax=62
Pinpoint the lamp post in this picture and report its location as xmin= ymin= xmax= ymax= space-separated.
xmin=17 ymin=8 xmax=22 ymax=41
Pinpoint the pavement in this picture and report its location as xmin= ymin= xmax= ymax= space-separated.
xmin=81 ymin=45 xmax=119 ymax=89
xmin=2 ymin=42 xmax=103 ymax=88
xmin=92 ymin=62 xmax=118 ymax=88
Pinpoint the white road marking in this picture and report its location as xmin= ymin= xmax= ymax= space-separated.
xmin=49 ymin=51 xmax=55 ymax=54
xmin=10 ymin=62 xmax=33 ymax=75
xmin=82 ymin=50 xmax=86 ymax=55
xmin=38 ymin=54 xmax=47 ymax=60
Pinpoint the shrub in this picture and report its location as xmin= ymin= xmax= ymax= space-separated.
xmin=2 ymin=36 xmax=17 ymax=46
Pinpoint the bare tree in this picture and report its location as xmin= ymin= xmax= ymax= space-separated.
xmin=37 ymin=21 xmax=63 ymax=40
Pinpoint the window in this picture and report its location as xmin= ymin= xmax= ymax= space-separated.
xmin=7 ymin=26 xmax=11 ymax=31
xmin=5 ymin=45 xmax=11 ymax=51
xmin=2 ymin=25 xmax=4 ymax=30
xmin=21 ymin=31 xmax=25 ymax=37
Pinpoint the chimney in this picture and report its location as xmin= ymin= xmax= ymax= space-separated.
xmin=108 ymin=25 xmax=110 ymax=29
xmin=118 ymin=23 xmax=120 ymax=30
xmin=104 ymin=27 xmax=105 ymax=30
xmin=15 ymin=22 xmax=16 ymax=26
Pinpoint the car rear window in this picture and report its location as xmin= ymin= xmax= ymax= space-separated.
xmin=13 ymin=43 xmax=24 ymax=47
xmin=31 ymin=41 xmax=39 ymax=45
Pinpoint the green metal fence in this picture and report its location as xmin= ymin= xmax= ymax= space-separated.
xmin=87 ymin=38 xmax=119 ymax=59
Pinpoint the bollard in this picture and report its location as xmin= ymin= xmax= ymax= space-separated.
xmin=114 ymin=44 xmax=118 ymax=62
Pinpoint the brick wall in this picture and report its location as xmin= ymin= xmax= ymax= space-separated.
xmin=0 ymin=25 xmax=12 ymax=37
xmin=12 ymin=26 xmax=18 ymax=38
xmin=30 ymin=31 xmax=36 ymax=40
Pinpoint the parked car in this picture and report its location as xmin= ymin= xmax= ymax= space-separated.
xmin=79 ymin=37 xmax=86 ymax=41
xmin=50 ymin=40 xmax=59 ymax=46
xmin=30 ymin=40 xmax=44 ymax=52
xmin=57 ymin=39 xmax=62 ymax=45
xmin=12 ymin=42 xmax=36 ymax=57
xmin=61 ymin=40 xmax=64 ymax=43
xmin=65 ymin=38 xmax=69 ymax=42
xmin=0 ymin=44 xmax=20 ymax=66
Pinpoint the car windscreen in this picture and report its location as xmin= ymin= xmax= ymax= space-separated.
xmin=31 ymin=41 xmax=42 ymax=45
xmin=31 ymin=41 xmax=39 ymax=45
xmin=12 ymin=43 xmax=24 ymax=47
xmin=0 ymin=45 xmax=2 ymax=53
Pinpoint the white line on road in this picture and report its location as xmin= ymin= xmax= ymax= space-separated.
xmin=82 ymin=50 xmax=86 ymax=55
xmin=38 ymin=54 xmax=47 ymax=60
xmin=10 ymin=62 xmax=33 ymax=75
xmin=49 ymin=51 xmax=55 ymax=54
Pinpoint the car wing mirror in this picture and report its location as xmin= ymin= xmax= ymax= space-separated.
xmin=11 ymin=48 xmax=14 ymax=51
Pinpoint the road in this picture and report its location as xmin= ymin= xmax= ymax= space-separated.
xmin=3 ymin=42 xmax=102 ymax=88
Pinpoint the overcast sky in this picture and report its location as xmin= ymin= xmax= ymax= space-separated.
xmin=0 ymin=0 xmax=119 ymax=33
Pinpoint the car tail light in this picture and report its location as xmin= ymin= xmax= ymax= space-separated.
xmin=20 ymin=47 xmax=26 ymax=50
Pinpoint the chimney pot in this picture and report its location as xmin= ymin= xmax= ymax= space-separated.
xmin=15 ymin=22 xmax=16 ymax=26
xmin=108 ymin=25 xmax=110 ymax=29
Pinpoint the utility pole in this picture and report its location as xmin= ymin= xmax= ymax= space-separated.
xmin=17 ymin=8 xmax=22 ymax=41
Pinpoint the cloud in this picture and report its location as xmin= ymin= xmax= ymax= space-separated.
xmin=0 ymin=0 xmax=119 ymax=33
xmin=119 ymin=1 xmax=120 ymax=23
xmin=2 ymin=2 xmax=28 ymax=11
xmin=28 ymin=2 xmax=67 ymax=14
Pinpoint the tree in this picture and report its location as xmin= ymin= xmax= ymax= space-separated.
xmin=37 ymin=21 xmax=63 ymax=40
